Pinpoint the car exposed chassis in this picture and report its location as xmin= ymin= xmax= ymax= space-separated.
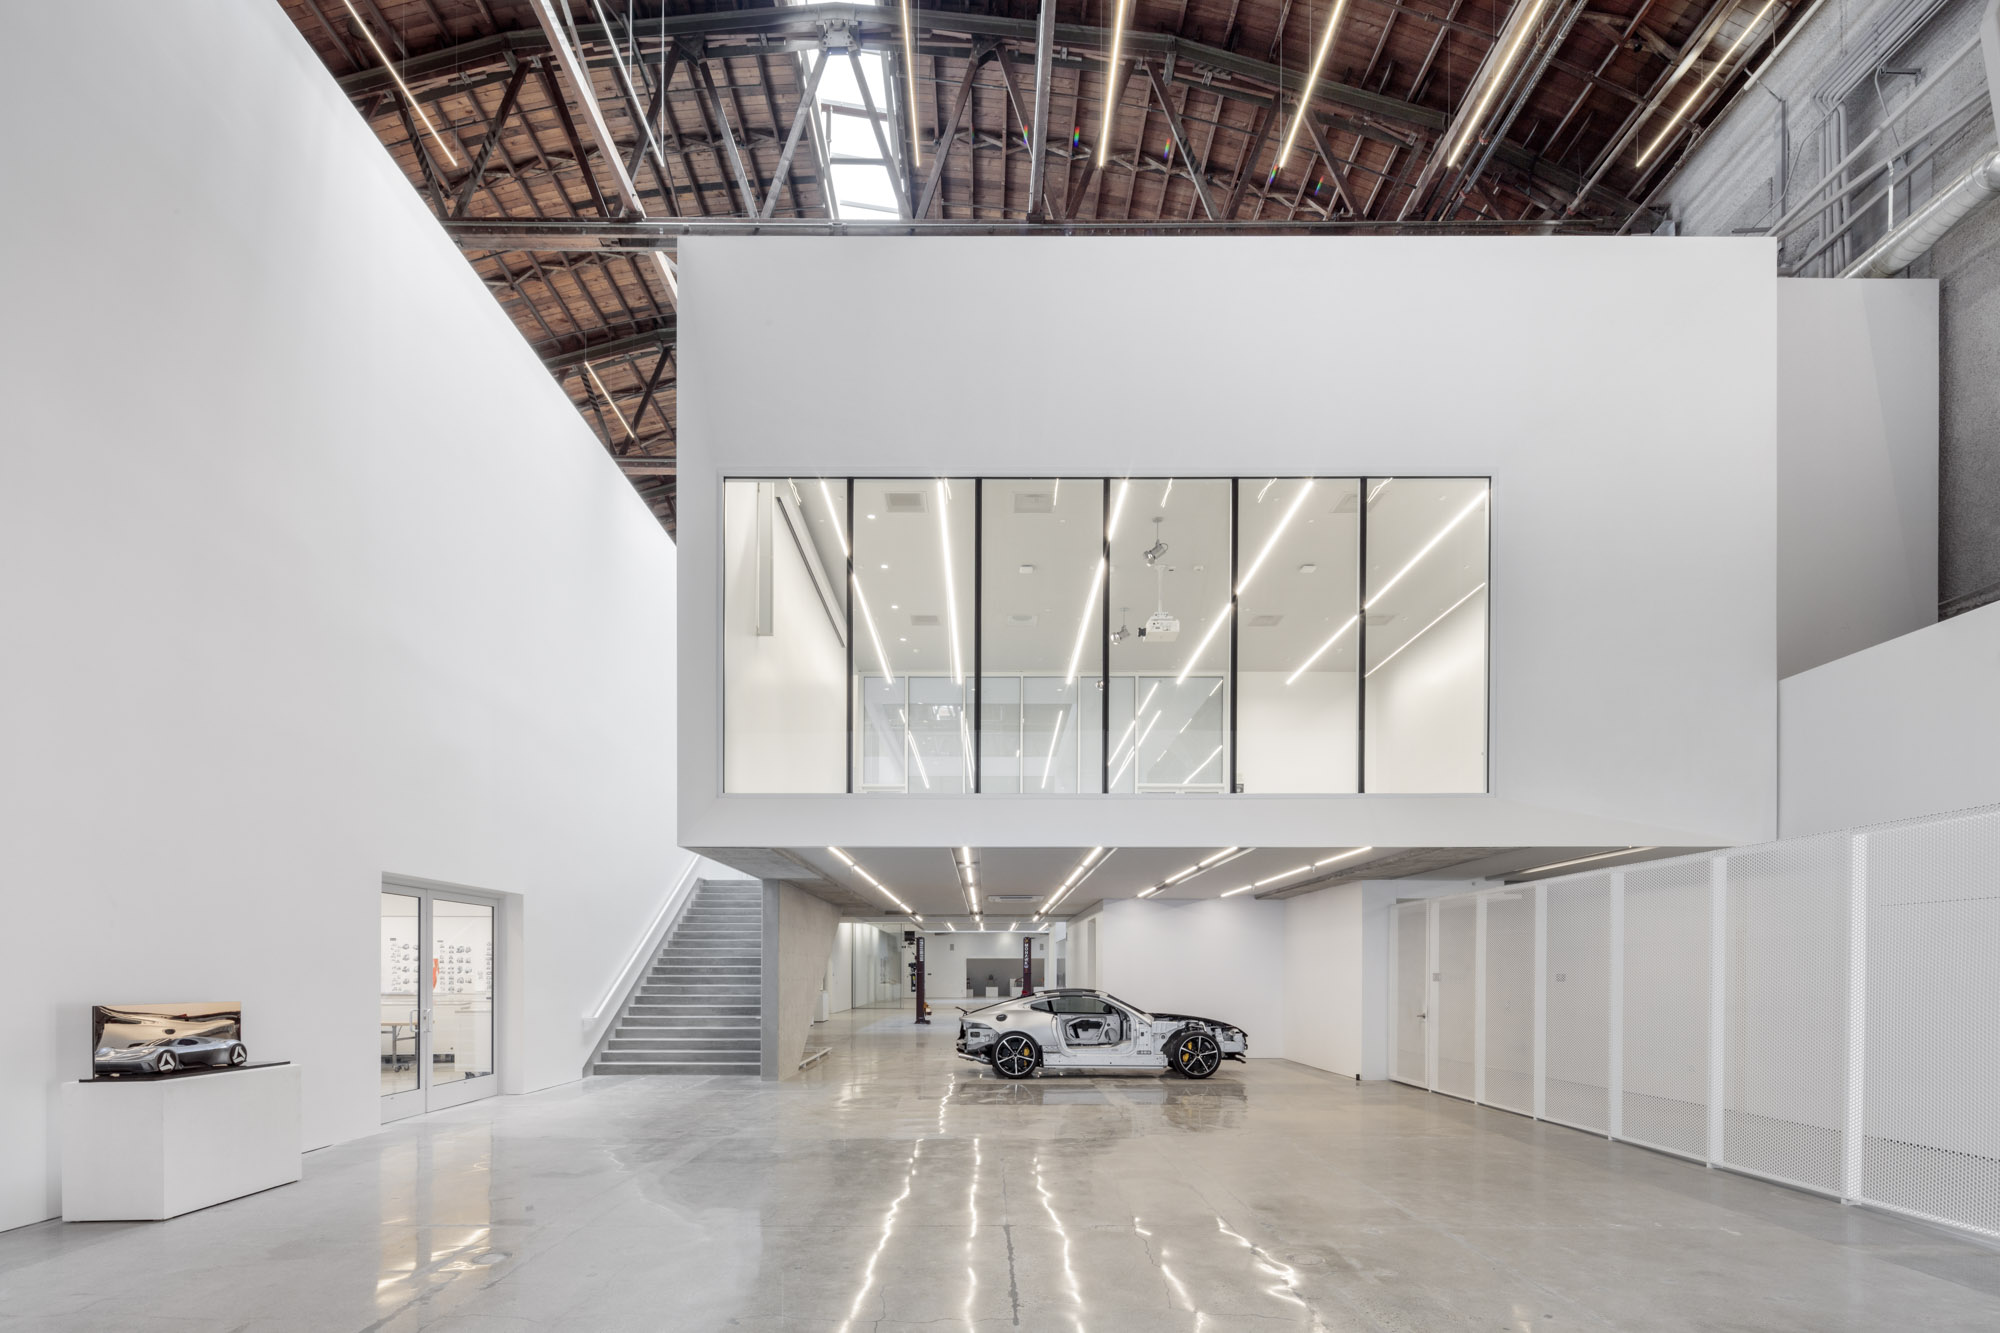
xmin=954 ymin=989 xmax=1247 ymax=1079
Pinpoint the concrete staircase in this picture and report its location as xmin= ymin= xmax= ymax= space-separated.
xmin=593 ymin=880 xmax=763 ymax=1076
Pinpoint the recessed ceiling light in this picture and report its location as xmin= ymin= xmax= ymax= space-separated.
xmin=867 ymin=514 xmax=877 ymax=520
xmin=880 ymin=563 xmax=889 ymax=570
xmin=1298 ymin=563 xmax=1317 ymax=574
xmin=1019 ymin=564 xmax=1035 ymax=574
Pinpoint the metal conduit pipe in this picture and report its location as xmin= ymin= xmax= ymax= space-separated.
xmin=1841 ymin=148 xmax=2000 ymax=276
xmin=1843 ymin=0 xmax=2000 ymax=277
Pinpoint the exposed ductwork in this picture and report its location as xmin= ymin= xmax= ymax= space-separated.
xmin=1843 ymin=0 xmax=2000 ymax=276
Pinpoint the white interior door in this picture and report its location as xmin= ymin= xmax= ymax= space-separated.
xmin=1393 ymin=900 xmax=1431 ymax=1087
xmin=380 ymin=887 xmax=499 ymax=1123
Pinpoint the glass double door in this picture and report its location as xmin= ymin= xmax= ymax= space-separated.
xmin=380 ymin=888 xmax=497 ymax=1122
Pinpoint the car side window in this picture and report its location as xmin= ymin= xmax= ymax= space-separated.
xmin=1051 ymin=995 xmax=1111 ymax=1014
xmin=177 ymin=1038 xmax=199 ymax=1045
xmin=1027 ymin=999 xmax=1053 ymax=1013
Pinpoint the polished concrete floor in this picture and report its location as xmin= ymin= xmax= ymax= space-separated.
xmin=5 ymin=1004 xmax=1999 ymax=1332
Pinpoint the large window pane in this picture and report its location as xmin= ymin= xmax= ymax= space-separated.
xmin=380 ymin=892 xmax=420 ymax=1100
xmin=1236 ymin=478 xmax=1361 ymax=792
xmin=851 ymin=479 xmax=973 ymax=793
xmin=1108 ymin=479 xmax=1231 ymax=793
xmin=430 ymin=899 xmax=493 ymax=1088
xmin=723 ymin=478 xmax=848 ymax=793
xmin=980 ymin=479 xmax=1104 ymax=793
xmin=1363 ymin=478 xmax=1489 ymax=792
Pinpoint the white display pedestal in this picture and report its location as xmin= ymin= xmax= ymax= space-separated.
xmin=61 ymin=1064 xmax=301 ymax=1221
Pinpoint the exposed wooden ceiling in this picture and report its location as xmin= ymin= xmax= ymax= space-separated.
xmin=279 ymin=0 xmax=1798 ymax=533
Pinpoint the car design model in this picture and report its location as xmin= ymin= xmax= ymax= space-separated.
xmin=955 ymin=988 xmax=1247 ymax=1080
xmin=93 ymin=1034 xmax=247 ymax=1075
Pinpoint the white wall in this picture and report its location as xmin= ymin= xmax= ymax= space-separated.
xmin=1237 ymin=671 xmax=1357 ymax=793
xmin=1776 ymin=280 xmax=1939 ymax=677
xmin=1093 ymin=899 xmax=1286 ymax=1054
xmin=1363 ymin=595 xmax=1489 ymax=793
xmin=0 ymin=5 xmax=688 ymax=1231
xmin=1779 ymin=599 xmax=2000 ymax=837
xmin=825 ymin=923 xmax=857 ymax=1015
xmin=723 ymin=483 xmax=846 ymax=792
xmin=680 ymin=236 xmax=1781 ymax=853
xmin=1283 ymin=886 xmax=1366 ymax=1077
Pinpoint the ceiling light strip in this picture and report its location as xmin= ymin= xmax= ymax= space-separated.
xmin=820 ymin=479 xmax=849 ymax=557
xmin=1444 ymin=0 xmax=1557 ymax=168
xmin=1366 ymin=490 xmax=1488 ymax=608
xmin=1107 ymin=479 xmax=1132 ymax=540
xmin=1365 ymin=583 xmax=1487 ymax=679
xmin=1064 ymin=557 xmax=1108 ymax=685
xmin=852 ymin=573 xmax=895 ymax=684
xmin=1236 ymin=479 xmax=1314 ymax=594
xmin=342 ymin=0 xmax=461 ymax=166
xmin=1284 ymin=614 xmax=1359 ymax=686
xmin=1514 ymin=847 xmax=1660 ymax=878
xmin=826 ymin=845 xmax=917 ymax=916
xmin=898 ymin=0 xmax=923 ymax=168
xmin=1636 ymin=0 xmax=1783 ymax=166
xmin=1104 ymin=0 xmax=1136 ymax=166
xmin=1039 ymin=707 xmax=1068 ymax=790
xmin=937 ymin=479 xmax=965 ymax=686
xmin=1274 ymin=0 xmax=1354 ymax=169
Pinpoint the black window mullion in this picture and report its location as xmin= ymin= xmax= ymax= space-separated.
xmin=1228 ymin=478 xmax=1240 ymax=795
xmin=973 ymin=478 xmax=983 ymax=794
xmin=1101 ymin=479 xmax=1111 ymax=794
xmin=1357 ymin=476 xmax=1368 ymax=795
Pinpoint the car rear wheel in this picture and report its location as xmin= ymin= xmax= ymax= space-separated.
xmin=991 ymin=1032 xmax=1040 ymax=1080
xmin=229 ymin=1044 xmax=247 ymax=1066
xmin=155 ymin=1051 xmax=178 ymax=1074
xmin=1170 ymin=1030 xmax=1221 ymax=1080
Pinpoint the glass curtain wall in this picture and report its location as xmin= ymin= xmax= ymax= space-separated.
xmin=1362 ymin=478 xmax=1490 ymax=791
xmin=1108 ymin=479 xmax=1232 ymax=793
xmin=722 ymin=478 xmax=849 ymax=793
xmin=1235 ymin=478 xmax=1362 ymax=792
xmin=852 ymin=479 xmax=975 ymax=793
xmin=980 ymin=479 xmax=1105 ymax=792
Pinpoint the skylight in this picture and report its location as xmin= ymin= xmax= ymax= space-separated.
xmin=787 ymin=1 xmax=908 ymax=219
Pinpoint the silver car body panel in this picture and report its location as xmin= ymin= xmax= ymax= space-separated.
xmin=954 ymin=988 xmax=1246 ymax=1073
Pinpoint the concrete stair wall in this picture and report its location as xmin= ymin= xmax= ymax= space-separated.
xmin=592 ymin=879 xmax=763 ymax=1076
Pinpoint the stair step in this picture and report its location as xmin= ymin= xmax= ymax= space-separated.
xmin=593 ymin=1062 xmax=760 ymax=1076
xmin=628 ymin=1003 xmax=762 ymax=1014
xmin=618 ymin=1015 xmax=760 ymax=1028
xmin=609 ymin=1038 xmax=761 ymax=1051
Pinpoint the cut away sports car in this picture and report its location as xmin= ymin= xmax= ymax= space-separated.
xmin=94 ymin=1034 xmax=247 ymax=1074
xmin=955 ymin=988 xmax=1247 ymax=1079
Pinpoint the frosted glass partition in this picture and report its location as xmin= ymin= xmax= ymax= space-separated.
xmin=721 ymin=475 xmax=1490 ymax=795
xmin=1386 ymin=800 xmax=2000 ymax=1244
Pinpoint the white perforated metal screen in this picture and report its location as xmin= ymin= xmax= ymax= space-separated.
xmin=1481 ymin=888 xmax=1536 ymax=1115
xmin=1721 ymin=836 xmax=1851 ymax=1195
xmin=1544 ymin=874 xmax=1612 ymax=1134
xmin=1393 ymin=901 xmax=1429 ymax=1088
xmin=1435 ymin=896 xmax=1478 ymax=1099
xmin=1621 ymin=859 xmax=1712 ymax=1160
xmin=1862 ymin=809 xmax=2000 ymax=1238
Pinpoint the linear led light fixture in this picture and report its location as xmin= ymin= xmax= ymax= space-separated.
xmin=1443 ymin=0 xmax=1555 ymax=168
xmin=1514 ymin=847 xmax=1660 ymax=878
xmin=1039 ymin=847 xmax=1110 ymax=916
xmin=937 ymin=480 xmax=964 ymax=685
xmin=1175 ymin=605 xmax=1233 ymax=685
xmin=1108 ymin=682 xmax=1161 ymax=761
xmin=899 ymin=709 xmax=931 ymax=789
xmin=1064 ymin=557 xmax=1108 ymax=685
xmin=584 ymin=363 xmax=635 ymax=441
xmin=827 ymin=846 xmax=915 ymax=914
xmin=1286 ymin=488 xmax=1486 ymax=684
xmin=1315 ymin=845 xmax=1373 ymax=868
xmin=1237 ymin=479 xmax=1314 ymax=593
xmin=1108 ymin=479 xmax=1132 ymax=540
xmin=1098 ymin=0 xmax=1133 ymax=166
xmin=1255 ymin=862 xmax=1315 ymax=888
xmin=1183 ymin=744 xmax=1222 ymax=786
xmin=899 ymin=0 xmax=923 ymax=168
xmin=820 ymin=479 xmax=849 ymax=557
xmin=1366 ymin=583 xmax=1487 ymax=679
xmin=1274 ymin=0 xmax=1354 ymax=169
xmin=852 ymin=573 xmax=895 ymax=684
xmin=342 ymin=0 xmax=460 ymax=166
xmin=1636 ymin=0 xmax=1782 ymax=166
xmin=1039 ymin=707 xmax=1068 ymax=790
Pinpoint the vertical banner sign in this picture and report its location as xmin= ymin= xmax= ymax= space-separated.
xmin=1021 ymin=934 xmax=1035 ymax=997
xmin=914 ymin=935 xmax=930 ymax=1024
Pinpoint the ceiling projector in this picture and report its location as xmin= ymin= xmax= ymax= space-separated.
xmin=1140 ymin=611 xmax=1180 ymax=641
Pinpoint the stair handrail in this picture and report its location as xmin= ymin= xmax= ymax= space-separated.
xmin=580 ymin=855 xmax=705 ymax=1058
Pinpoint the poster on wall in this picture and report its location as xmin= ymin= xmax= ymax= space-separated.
xmin=91 ymin=1002 xmax=245 ymax=1076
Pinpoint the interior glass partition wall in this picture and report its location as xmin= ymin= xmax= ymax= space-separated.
xmin=980 ymin=479 xmax=1105 ymax=792
xmin=720 ymin=475 xmax=1488 ymax=795
xmin=1108 ymin=479 xmax=1232 ymax=792
xmin=852 ymin=478 xmax=975 ymax=793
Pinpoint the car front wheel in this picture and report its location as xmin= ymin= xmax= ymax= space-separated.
xmin=155 ymin=1051 xmax=178 ymax=1074
xmin=1170 ymin=1030 xmax=1221 ymax=1080
xmin=991 ymin=1032 xmax=1040 ymax=1080
xmin=229 ymin=1044 xmax=248 ymax=1066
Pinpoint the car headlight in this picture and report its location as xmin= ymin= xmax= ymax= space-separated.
xmin=96 ymin=1048 xmax=111 ymax=1057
